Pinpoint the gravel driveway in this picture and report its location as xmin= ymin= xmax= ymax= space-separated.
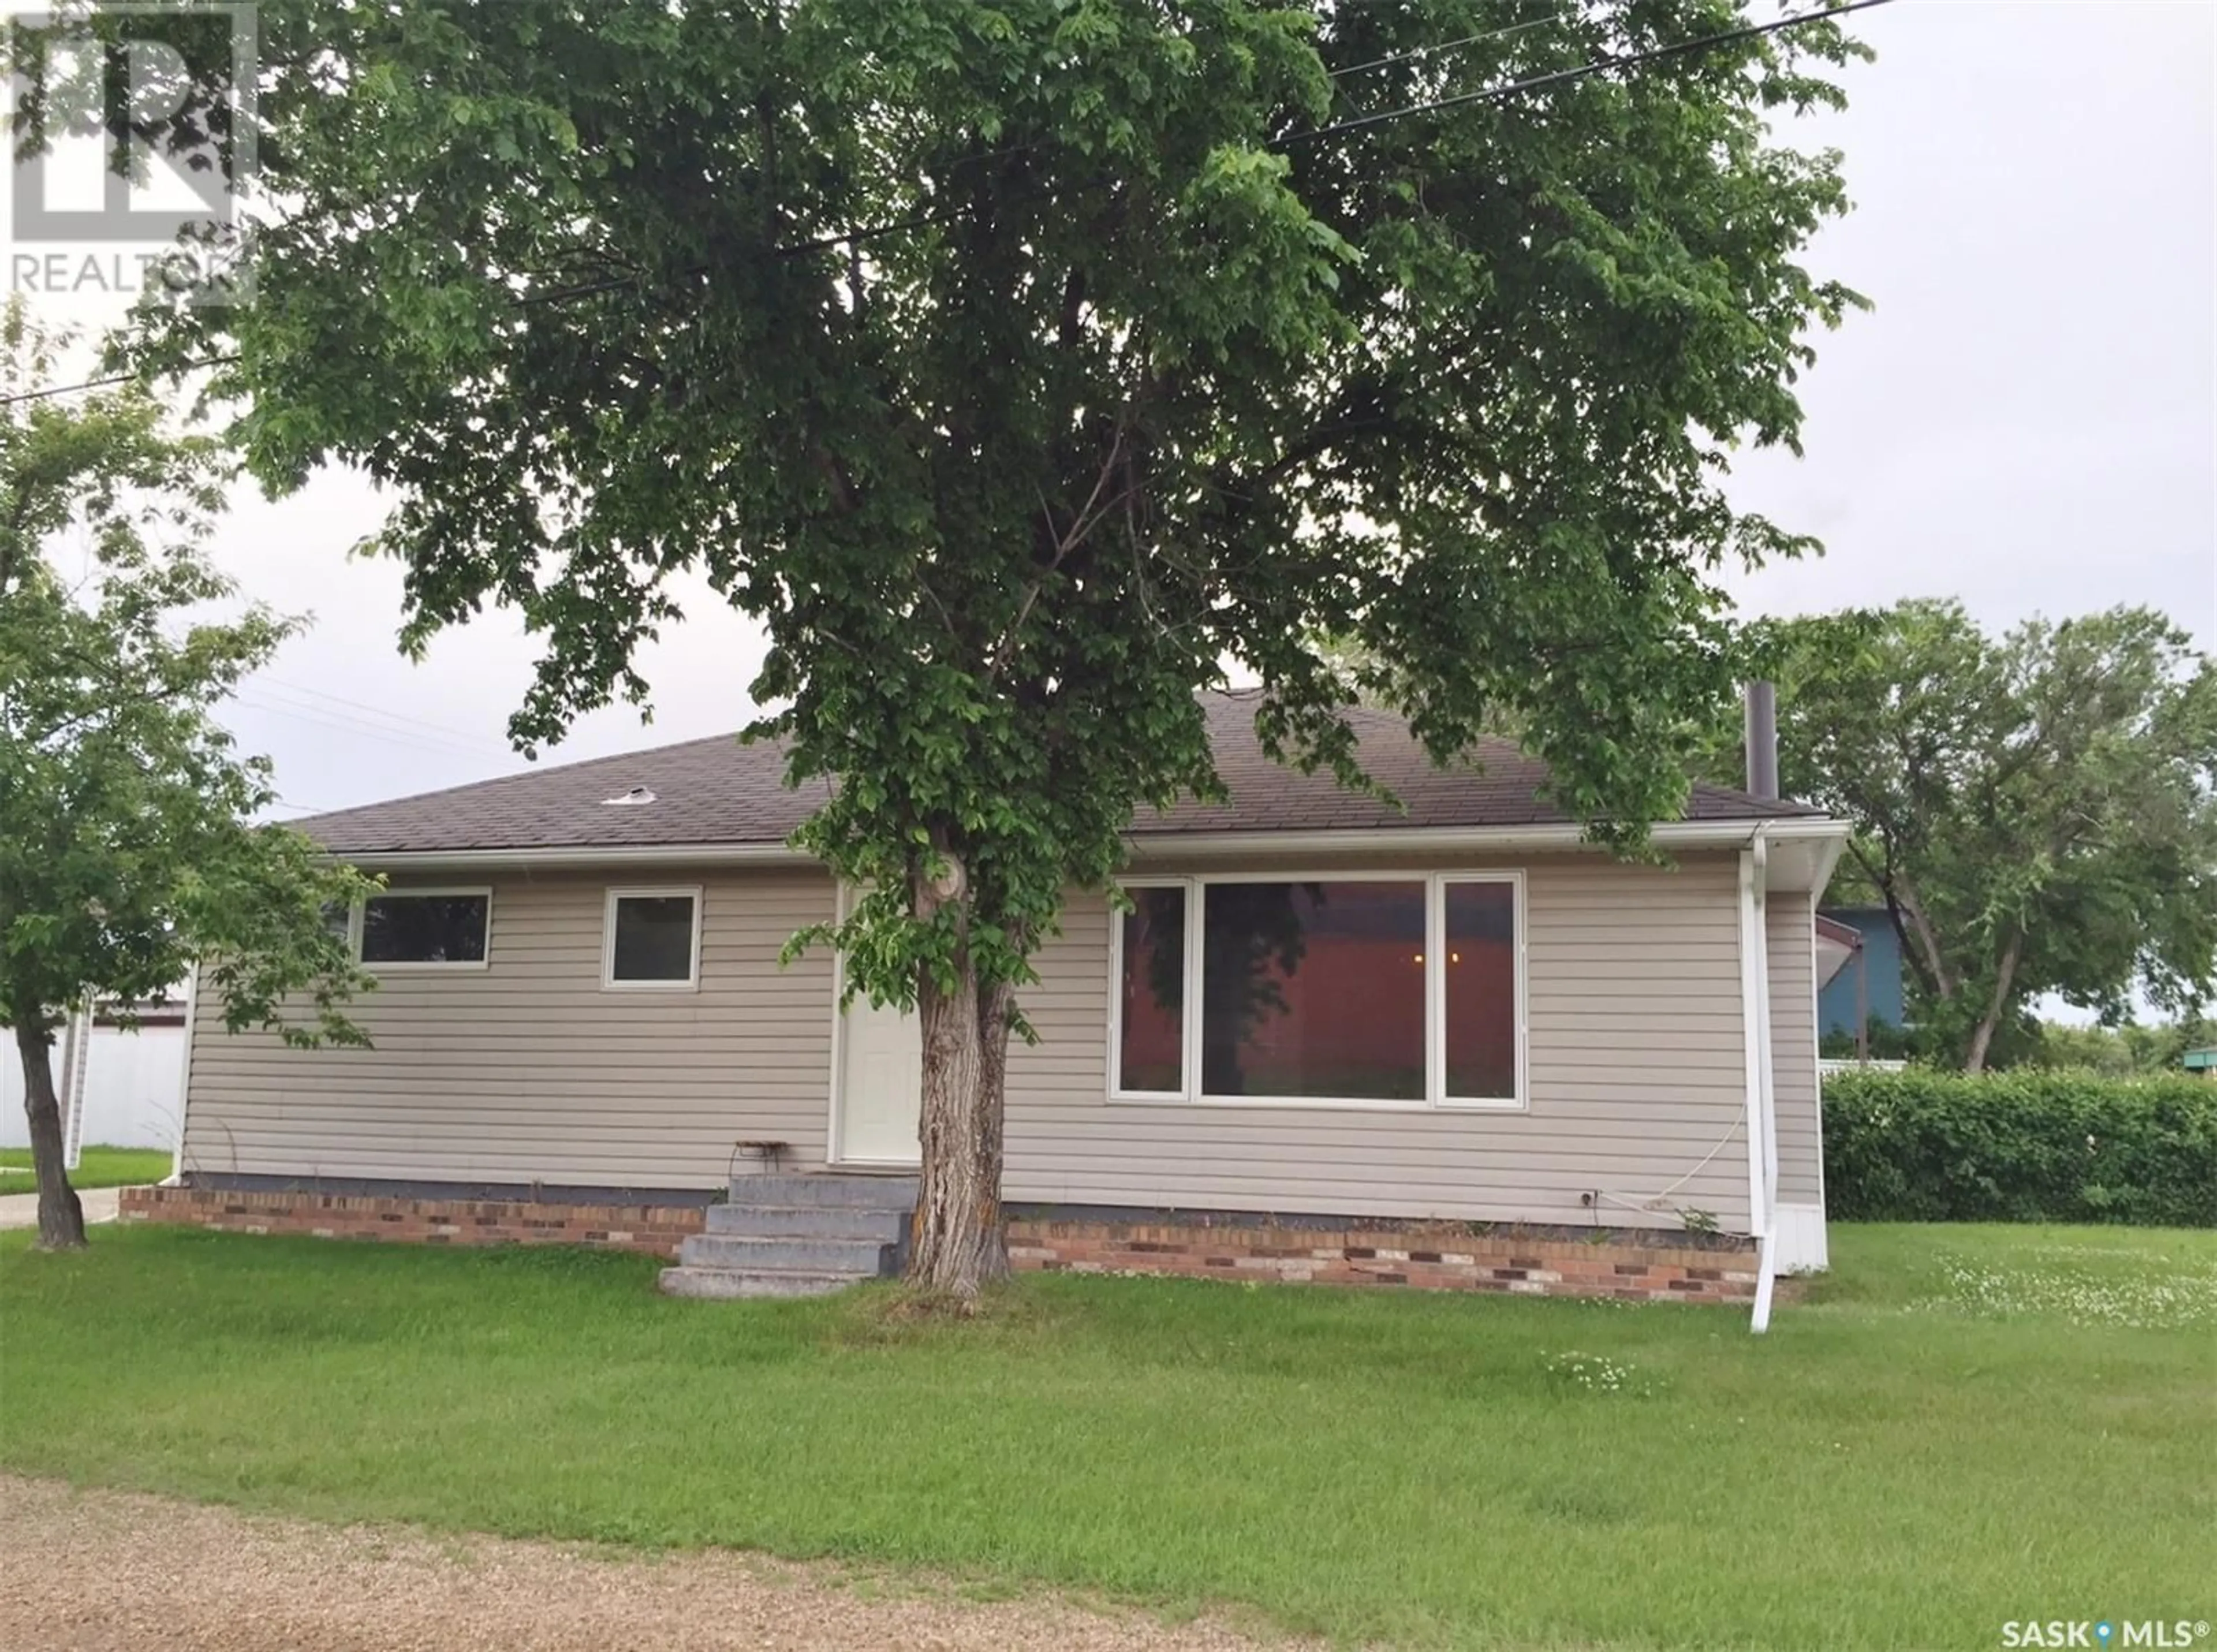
xmin=0 ymin=1476 xmax=1285 ymax=1651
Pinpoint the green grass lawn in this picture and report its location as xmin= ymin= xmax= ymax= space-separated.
xmin=2 ymin=1224 xmax=2211 ymax=1649
xmin=0 ymin=1144 xmax=171 ymax=1191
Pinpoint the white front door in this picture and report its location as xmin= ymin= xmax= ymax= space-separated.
xmin=837 ymin=990 xmax=923 ymax=1164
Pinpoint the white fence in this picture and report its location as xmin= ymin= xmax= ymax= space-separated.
xmin=1 ymin=1019 xmax=186 ymax=1160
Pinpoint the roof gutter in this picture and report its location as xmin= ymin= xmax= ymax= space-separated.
xmin=1122 ymin=816 xmax=1845 ymax=860
xmin=331 ymin=841 xmax=814 ymax=873
xmin=327 ymin=814 xmax=1848 ymax=874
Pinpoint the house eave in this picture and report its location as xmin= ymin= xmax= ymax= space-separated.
xmin=328 ymin=815 xmax=1846 ymax=877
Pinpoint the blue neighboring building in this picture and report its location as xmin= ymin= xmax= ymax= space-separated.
xmin=1816 ymin=905 xmax=1905 ymax=1040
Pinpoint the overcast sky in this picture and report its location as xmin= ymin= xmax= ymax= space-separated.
xmin=26 ymin=1 xmax=2217 ymax=818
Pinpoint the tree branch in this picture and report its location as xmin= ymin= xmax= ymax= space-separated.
xmin=1057 ymin=265 xmax=1086 ymax=352
xmin=1890 ymin=872 xmax=1957 ymax=1001
xmin=988 ymin=421 xmax=1130 ymax=678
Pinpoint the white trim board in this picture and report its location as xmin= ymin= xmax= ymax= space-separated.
xmin=1771 ymin=1202 xmax=1828 ymax=1274
xmin=1738 ymin=847 xmax=1769 ymax=1239
xmin=166 ymin=964 xmax=198 ymax=1187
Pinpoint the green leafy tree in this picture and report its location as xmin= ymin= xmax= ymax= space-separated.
xmin=1734 ymin=600 xmax=2217 ymax=1073
xmin=2025 ymin=1016 xmax=2216 ymax=1076
xmin=0 ymin=303 xmax=374 ymax=1250
xmin=68 ymin=1 xmax=1868 ymax=1292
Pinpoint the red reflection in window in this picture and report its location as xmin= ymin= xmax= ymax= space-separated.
xmin=1117 ymin=887 xmax=1186 ymax=1092
xmin=1445 ymin=882 xmax=1516 ymax=1098
xmin=1201 ymin=882 xmax=1425 ymax=1100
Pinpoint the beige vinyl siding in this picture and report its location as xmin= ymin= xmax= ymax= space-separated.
xmin=1003 ymin=852 xmax=1754 ymax=1232
xmin=1768 ymin=889 xmax=1823 ymax=1206
xmin=182 ymin=867 xmax=838 ymax=1188
xmin=185 ymin=851 xmax=1764 ymax=1230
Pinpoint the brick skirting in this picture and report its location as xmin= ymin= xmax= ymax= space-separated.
xmin=118 ymin=1185 xmax=706 ymax=1258
xmin=120 ymin=1187 xmax=1759 ymax=1303
xmin=1003 ymin=1217 xmax=1761 ymax=1303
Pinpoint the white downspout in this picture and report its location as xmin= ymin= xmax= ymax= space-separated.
xmin=1748 ymin=830 xmax=1780 ymax=1333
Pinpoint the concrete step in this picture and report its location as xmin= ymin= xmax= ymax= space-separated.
xmin=678 ymin=1232 xmax=895 ymax=1274
xmin=726 ymin=1172 xmax=919 ymax=1210
xmin=659 ymin=1265 xmax=863 ymax=1300
xmin=704 ymin=1202 xmax=908 ymax=1241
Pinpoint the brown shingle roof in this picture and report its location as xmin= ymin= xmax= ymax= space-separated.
xmin=298 ymin=690 xmax=1820 ymax=856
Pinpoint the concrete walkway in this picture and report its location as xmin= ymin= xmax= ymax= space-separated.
xmin=0 ymin=1476 xmax=1283 ymax=1651
xmin=0 ymin=1185 xmax=122 ymax=1230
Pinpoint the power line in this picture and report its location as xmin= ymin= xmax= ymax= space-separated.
xmin=230 ymin=687 xmax=505 ymax=761
xmin=1289 ymin=0 xmax=1895 ymax=144
xmin=1328 ymin=9 xmax=1565 ymax=80
xmin=0 ymin=0 xmax=1893 ymax=405
xmin=252 ymin=673 xmax=502 ymax=748
xmin=0 ymin=355 xmax=237 ymax=408
xmin=0 ymin=357 xmax=230 ymax=408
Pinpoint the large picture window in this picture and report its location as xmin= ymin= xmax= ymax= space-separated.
xmin=1203 ymin=881 xmax=1427 ymax=1101
xmin=1110 ymin=873 xmax=1525 ymax=1110
xmin=358 ymin=890 xmax=490 ymax=967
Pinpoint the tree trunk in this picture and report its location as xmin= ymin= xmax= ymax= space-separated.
xmin=13 ymin=1016 xmax=87 ymax=1251
xmin=1962 ymin=930 xmax=2024 ymax=1075
xmin=906 ymin=953 xmax=1011 ymax=1296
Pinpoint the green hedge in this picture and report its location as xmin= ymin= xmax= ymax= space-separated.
xmin=1822 ymin=1069 xmax=2217 ymax=1227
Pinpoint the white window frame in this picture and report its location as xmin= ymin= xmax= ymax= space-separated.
xmin=601 ymin=885 xmax=704 ymax=992
xmin=1106 ymin=879 xmax=1202 ymax=1103
xmin=352 ymin=886 xmax=494 ymax=972
xmin=323 ymin=900 xmax=360 ymax=954
xmin=1104 ymin=870 xmax=1528 ymax=1113
xmin=1433 ymin=872 xmax=1529 ymax=1112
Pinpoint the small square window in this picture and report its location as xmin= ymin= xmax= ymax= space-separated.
xmin=605 ymin=890 xmax=700 ymax=988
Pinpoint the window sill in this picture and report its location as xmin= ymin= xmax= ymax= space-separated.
xmin=1106 ymin=1091 xmax=1529 ymax=1115
xmin=600 ymin=979 xmax=701 ymax=993
xmin=365 ymin=960 xmax=490 ymax=974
